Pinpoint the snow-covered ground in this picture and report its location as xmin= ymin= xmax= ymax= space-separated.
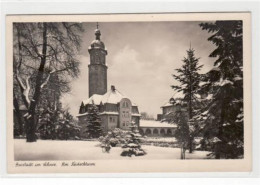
xmin=14 ymin=139 xmax=211 ymax=161
xmin=144 ymin=137 xmax=177 ymax=143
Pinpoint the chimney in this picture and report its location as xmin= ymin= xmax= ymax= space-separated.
xmin=111 ymin=85 xmax=116 ymax=91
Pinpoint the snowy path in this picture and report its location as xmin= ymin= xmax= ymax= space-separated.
xmin=14 ymin=139 xmax=210 ymax=161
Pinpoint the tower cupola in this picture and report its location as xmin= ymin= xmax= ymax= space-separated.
xmin=90 ymin=23 xmax=106 ymax=50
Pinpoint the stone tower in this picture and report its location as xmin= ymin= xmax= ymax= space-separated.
xmin=88 ymin=24 xmax=108 ymax=97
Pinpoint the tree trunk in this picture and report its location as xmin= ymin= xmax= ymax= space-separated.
xmin=13 ymin=95 xmax=24 ymax=135
xmin=189 ymin=137 xmax=193 ymax=153
xmin=188 ymin=72 xmax=193 ymax=154
xmin=215 ymin=100 xmax=225 ymax=159
xmin=180 ymin=142 xmax=186 ymax=159
xmin=181 ymin=147 xmax=184 ymax=159
xmin=26 ymin=23 xmax=48 ymax=142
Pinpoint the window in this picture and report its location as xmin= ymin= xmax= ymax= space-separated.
xmin=109 ymin=117 xmax=116 ymax=123
xmin=123 ymin=101 xmax=129 ymax=108
xmin=123 ymin=122 xmax=125 ymax=126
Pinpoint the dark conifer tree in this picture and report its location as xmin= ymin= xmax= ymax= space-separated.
xmin=171 ymin=107 xmax=190 ymax=159
xmin=172 ymin=47 xmax=203 ymax=153
xmin=196 ymin=21 xmax=243 ymax=159
xmin=86 ymin=103 xmax=103 ymax=138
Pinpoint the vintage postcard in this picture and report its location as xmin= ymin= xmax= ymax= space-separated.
xmin=6 ymin=13 xmax=252 ymax=174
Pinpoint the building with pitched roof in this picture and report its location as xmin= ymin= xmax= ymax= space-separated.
xmin=77 ymin=25 xmax=140 ymax=136
xmin=157 ymin=91 xmax=187 ymax=122
xmin=78 ymin=85 xmax=141 ymax=134
xmin=157 ymin=89 xmax=208 ymax=123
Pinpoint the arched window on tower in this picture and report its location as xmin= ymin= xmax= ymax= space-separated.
xmin=122 ymin=101 xmax=129 ymax=108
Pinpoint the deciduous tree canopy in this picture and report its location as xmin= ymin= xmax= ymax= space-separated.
xmin=13 ymin=22 xmax=84 ymax=142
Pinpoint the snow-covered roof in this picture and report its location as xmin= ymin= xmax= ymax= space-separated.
xmin=90 ymin=40 xmax=105 ymax=50
xmin=161 ymin=102 xmax=173 ymax=108
xmin=139 ymin=120 xmax=177 ymax=128
xmin=78 ymin=112 xmax=140 ymax=117
xmin=82 ymin=94 xmax=103 ymax=105
xmin=101 ymin=88 xmax=126 ymax=104
xmin=82 ymin=86 xmax=138 ymax=106
xmin=161 ymin=99 xmax=184 ymax=108
xmin=99 ymin=112 xmax=119 ymax=115
xmin=76 ymin=112 xmax=88 ymax=117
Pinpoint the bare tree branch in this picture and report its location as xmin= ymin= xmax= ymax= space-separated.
xmin=25 ymin=24 xmax=43 ymax=58
xmin=40 ymin=68 xmax=56 ymax=89
xmin=14 ymin=26 xmax=31 ymax=108
xmin=24 ymin=76 xmax=31 ymax=105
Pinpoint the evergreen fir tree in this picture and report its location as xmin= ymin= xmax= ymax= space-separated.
xmin=121 ymin=122 xmax=146 ymax=157
xmin=195 ymin=21 xmax=243 ymax=159
xmin=172 ymin=47 xmax=203 ymax=153
xmin=86 ymin=102 xmax=103 ymax=138
xmin=171 ymin=106 xmax=190 ymax=159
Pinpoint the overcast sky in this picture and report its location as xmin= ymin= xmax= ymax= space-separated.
xmin=61 ymin=21 xmax=216 ymax=118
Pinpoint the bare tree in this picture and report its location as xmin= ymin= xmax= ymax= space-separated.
xmin=13 ymin=22 xmax=84 ymax=142
xmin=140 ymin=112 xmax=155 ymax=120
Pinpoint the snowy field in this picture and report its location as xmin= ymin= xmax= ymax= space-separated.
xmin=14 ymin=139 xmax=211 ymax=161
xmin=144 ymin=137 xmax=177 ymax=143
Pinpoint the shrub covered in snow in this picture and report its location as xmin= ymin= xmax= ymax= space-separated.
xmin=109 ymin=138 xmax=120 ymax=147
xmin=120 ymin=123 xmax=146 ymax=157
xmin=99 ymin=124 xmax=146 ymax=157
xmin=99 ymin=128 xmax=128 ymax=147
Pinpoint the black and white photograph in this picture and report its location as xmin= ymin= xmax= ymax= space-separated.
xmin=6 ymin=13 xmax=252 ymax=173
